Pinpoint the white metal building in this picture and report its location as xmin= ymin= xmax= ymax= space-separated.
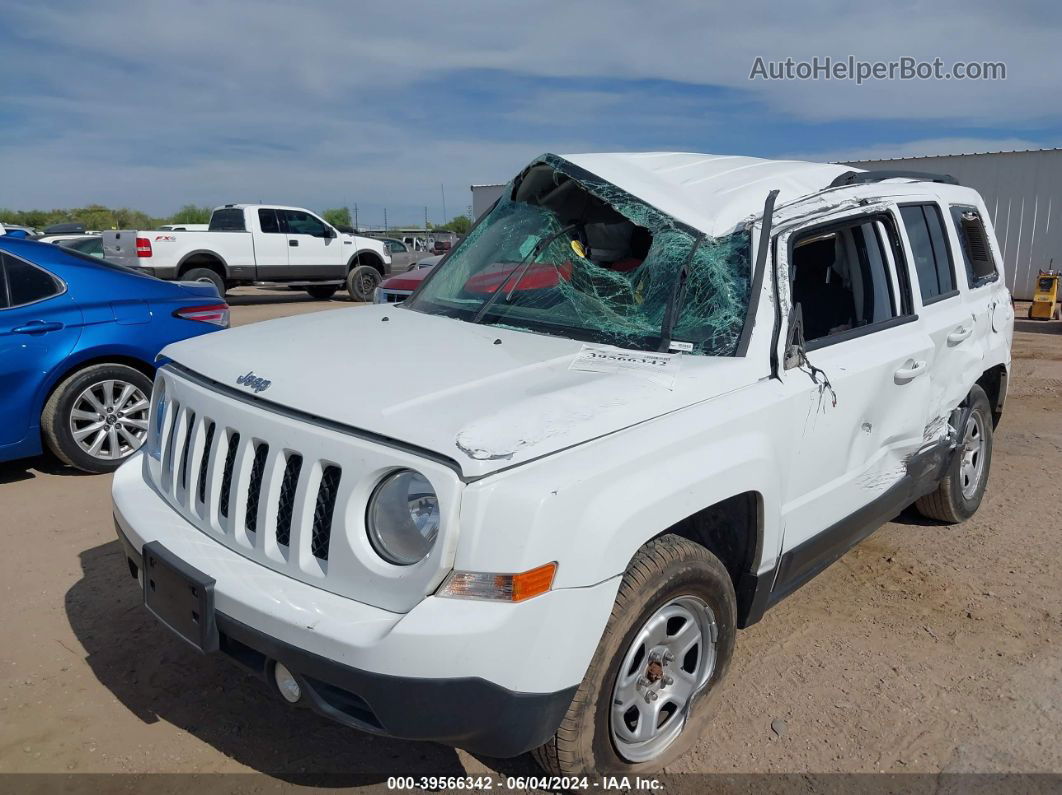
xmin=845 ymin=148 xmax=1062 ymax=299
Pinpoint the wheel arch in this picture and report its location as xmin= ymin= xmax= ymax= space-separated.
xmin=976 ymin=363 xmax=1008 ymax=427
xmin=177 ymin=251 xmax=229 ymax=279
xmin=348 ymin=249 xmax=385 ymax=276
xmin=39 ymin=351 xmax=156 ymax=411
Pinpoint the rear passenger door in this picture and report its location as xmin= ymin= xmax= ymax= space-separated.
xmin=282 ymin=210 xmax=345 ymax=280
xmin=896 ymin=201 xmax=981 ymax=423
xmin=0 ymin=252 xmax=82 ymax=448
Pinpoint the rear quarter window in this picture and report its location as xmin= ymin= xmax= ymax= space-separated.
xmin=209 ymin=209 xmax=247 ymax=231
xmin=949 ymin=206 xmax=999 ymax=288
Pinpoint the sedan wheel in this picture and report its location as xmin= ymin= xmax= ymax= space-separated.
xmin=42 ymin=363 xmax=155 ymax=473
xmin=69 ymin=379 xmax=150 ymax=461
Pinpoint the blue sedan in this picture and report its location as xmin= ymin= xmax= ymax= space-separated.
xmin=0 ymin=236 xmax=228 ymax=473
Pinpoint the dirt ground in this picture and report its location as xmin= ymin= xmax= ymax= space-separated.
xmin=0 ymin=290 xmax=1059 ymax=784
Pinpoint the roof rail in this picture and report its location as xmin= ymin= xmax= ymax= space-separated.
xmin=829 ymin=169 xmax=959 ymax=188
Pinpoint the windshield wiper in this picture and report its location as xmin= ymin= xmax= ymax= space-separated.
xmin=658 ymin=234 xmax=704 ymax=352
xmin=471 ymin=222 xmax=579 ymax=324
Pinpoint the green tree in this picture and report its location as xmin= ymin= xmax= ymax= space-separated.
xmin=169 ymin=204 xmax=213 ymax=225
xmin=439 ymin=214 xmax=472 ymax=235
xmin=321 ymin=207 xmax=353 ymax=230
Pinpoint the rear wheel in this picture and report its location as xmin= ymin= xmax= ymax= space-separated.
xmin=42 ymin=363 xmax=153 ymax=473
xmin=532 ymin=534 xmax=736 ymax=775
xmin=304 ymin=285 xmax=338 ymax=300
xmin=915 ymin=385 xmax=993 ymax=523
xmin=346 ymin=265 xmax=381 ymax=302
xmin=182 ymin=267 xmax=226 ymax=297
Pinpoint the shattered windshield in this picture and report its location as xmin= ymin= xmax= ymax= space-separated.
xmin=406 ymin=155 xmax=751 ymax=356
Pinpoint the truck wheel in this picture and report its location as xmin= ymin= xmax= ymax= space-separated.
xmin=42 ymin=363 xmax=153 ymax=474
xmin=915 ymin=385 xmax=993 ymax=523
xmin=532 ymin=535 xmax=736 ymax=776
xmin=346 ymin=265 xmax=380 ymax=302
xmin=304 ymin=286 xmax=338 ymax=300
xmin=182 ymin=267 xmax=226 ymax=297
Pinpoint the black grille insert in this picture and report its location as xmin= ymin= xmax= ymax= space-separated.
xmin=196 ymin=421 xmax=216 ymax=505
xmin=311 ymin=465 xmax=341 ymax=560
xmin=245 ymin=442 xmax=269 ymax=534
xmin=275 ymin=453 xmax=303 ymax=547
xmin=219 ymin=431 xmax=240 ymax=519
xmin=178 ymin=412 xmax=196 ymax=491
xmin=163 ymin=400 xmax=181 ymax=476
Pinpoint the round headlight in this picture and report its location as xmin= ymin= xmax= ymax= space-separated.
xmin=367 ymin=470 xmax=440 ymax=565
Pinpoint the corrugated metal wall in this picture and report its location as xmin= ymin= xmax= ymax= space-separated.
xmin=845 ymin=150 xmax=1062 ymax=299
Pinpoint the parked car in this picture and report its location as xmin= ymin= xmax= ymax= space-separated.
xmin=0 ymin=223 xmax=42 ymax=238
xmin=39 ymin=234 xmax=105 ymax=258
xmin=111 ymin=152 xmax=1012 ymax=774
xmin=103 ymin=205 xmax=391 ymax=301
xmin=373 ymin=255 xmax=441 ymax=303
xmin=380 ymin=238 xmax=417 ymax=271
xmin=0 ymin=236 xmax=228 ymax=473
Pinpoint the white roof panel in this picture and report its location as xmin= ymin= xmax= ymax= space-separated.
xmin=558 ymin=152 xmax=860 ymax=237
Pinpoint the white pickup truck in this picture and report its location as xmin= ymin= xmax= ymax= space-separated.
xmin=112 ymin=153 xmax=1012 ymax=775
xmin=104 ymin=204 xmax=391 ymax=301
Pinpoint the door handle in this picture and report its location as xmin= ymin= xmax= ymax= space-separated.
xmin=894 ymin=359 xmax=927 ymax=382
xmin=12 ymin=320 xmax=64 ymax=334
xmin=289 ymin=240 xmax=299 ymax=247
xmin=947 ymin=324 xmax=973 ymax=344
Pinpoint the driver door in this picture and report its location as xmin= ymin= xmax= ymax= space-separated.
xmin=281 ymin=209 xmax=344 ymax=279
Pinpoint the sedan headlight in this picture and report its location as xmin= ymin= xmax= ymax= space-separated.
xmin=366 ymin=470 xmax=440 ymax=565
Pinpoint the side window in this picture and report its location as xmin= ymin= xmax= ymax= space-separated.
xmin=388 ymin=241 xmax=407 ymax=253
xmin=791 ymin=216 xmax=903 ymax=346
xmin=949 ymin=206 xmax=998 ymax=287
xmin=0 ymin=255 xmax=9 ymax=308
xmin=3 ymin=253 xmax=62 ymax=307
xmin=899 ymin=204 xmax=956 ymax=303
xmin=258 ymin=208 xmax=282 ymax=234
xmin=283 ymin=210 xmax=328 ymax=237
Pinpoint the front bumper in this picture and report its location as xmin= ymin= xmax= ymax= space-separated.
xmin=111 ymin=457 xmax=618 ymax=757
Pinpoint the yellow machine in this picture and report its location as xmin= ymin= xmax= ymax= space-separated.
xmin=1029 ymin=268 xmax=1060 ymax=320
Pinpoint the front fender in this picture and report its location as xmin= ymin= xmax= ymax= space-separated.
xmin=456 ymin=385 xmax=784 ymax=591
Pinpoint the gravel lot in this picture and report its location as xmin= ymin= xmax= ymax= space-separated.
xmin=0 ymin=289 xmax=1059 ymax=783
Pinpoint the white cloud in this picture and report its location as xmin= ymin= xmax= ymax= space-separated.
xmin=1 ymin=0 xmax=1060 ymax=213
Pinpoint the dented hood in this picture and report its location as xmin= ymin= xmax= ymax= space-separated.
xmin=160 ymin=305 xmax=757 ymax=478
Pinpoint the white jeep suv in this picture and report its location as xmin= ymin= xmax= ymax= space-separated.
xmin=112 ymin=152 xmax=1013 ymax=774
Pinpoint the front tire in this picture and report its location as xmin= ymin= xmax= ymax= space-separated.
xmin=533 ymin=535 xmax=736 ymax=775
xmin=42 ymin=363 xmax=153 ymax=473
xmin=346 ymin=265 xmax=381 ymax=302
xmin=182 ymin=267 xmax=226 ymax=297
xmin=915 ymin=385 xmax=993 ymax=523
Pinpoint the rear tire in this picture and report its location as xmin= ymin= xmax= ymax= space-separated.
xmin=915 ymin=385 xmax=993 ymax=523
xmin=532 ymin=534 xmax=736 ymax=776
xmin=42 ymin=363 xmax=154 ymax=474
xmin=346 ymin=265 xmax=381 ymax=302
xmin=304 ymin=286 xmax=338 ymax=300
xmin=182 ymin=267 xmax=226 ymax=297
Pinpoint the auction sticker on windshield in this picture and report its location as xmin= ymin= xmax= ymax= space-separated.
xmin=569 ymin=344 xmax=681 ymax=389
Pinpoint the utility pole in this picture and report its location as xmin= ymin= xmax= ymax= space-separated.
xmin=441 ymin=183 xmax=447 ymax=223
xmin=383 ymin=208 xmax=388 ymax=230
xmin=353 ymin=203 xmax=359 ymax=232
xmin=424 ymin=206 xmax=428 ymax=230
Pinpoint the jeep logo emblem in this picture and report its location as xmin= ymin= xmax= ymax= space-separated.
xmin=236 ymin=371 xmax=271 ymax=393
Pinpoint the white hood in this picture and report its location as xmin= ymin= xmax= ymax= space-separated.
xmin=160 ymin=305 xmax=757 ymax=478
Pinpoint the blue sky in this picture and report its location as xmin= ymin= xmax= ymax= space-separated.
xmin=2 ymin=0 xmax=1060 ymax=226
